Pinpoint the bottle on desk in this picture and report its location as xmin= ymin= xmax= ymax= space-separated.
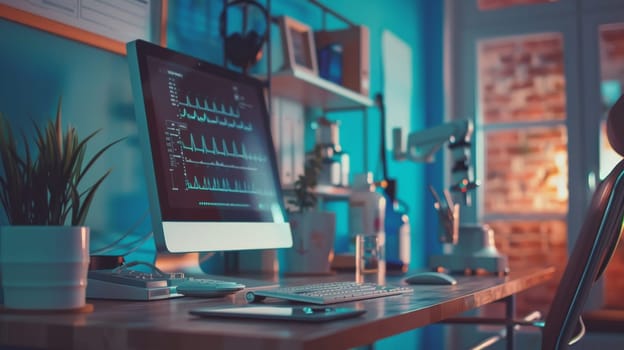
xmin=348 ymin=172 xmax=386 ymax=242
xmin=349 ymin=172 xmax=387 ymax=284
xmin=383 ymin=179 xmax=410 ymax=273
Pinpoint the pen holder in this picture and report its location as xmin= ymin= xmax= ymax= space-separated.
xmin=282 ymin=211 xmax=336 ymax=275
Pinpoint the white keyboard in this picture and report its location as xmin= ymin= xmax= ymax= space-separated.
xmin=87 ymin=261 xmax=245 ymax=300
xmin=245 ymin=281 xmax=413 ymax=305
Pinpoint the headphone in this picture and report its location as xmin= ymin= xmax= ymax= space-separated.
xmin=219 ymin=0 xmax=269 ymax=70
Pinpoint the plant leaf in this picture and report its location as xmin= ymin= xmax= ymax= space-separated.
xmin=55 ymin=96 xmax=63 ymax=154
xmin=0 ymin=98 xmax=123 ymax=225
xmin=75 ymin=135 xmax=125 ymax=185
xmin=72 ymin=169 xmax=111 ymax=226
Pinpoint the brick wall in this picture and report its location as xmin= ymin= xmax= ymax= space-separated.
xmin=478 ymin=0 xmax=559 ymax=11
xmin=484 ymin=127 xmax=568 ymax=214
xmin=478 ymin=33 xmax=566 ymax=124
xmin=599 ymin=24 xmax=624 ymax=81
xmin=478 ymin=24 xmax=624 ymax=313
xmin=605 ymin=238 xmax=624 ymax=309
xmin=487 ymin=220 xmax=567 ymax=317
xmin=478 ymin=32 xmax=568 ymax=317
xmin=483 ymin=126 xmax=568 ymax=316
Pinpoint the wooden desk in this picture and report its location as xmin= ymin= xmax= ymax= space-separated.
xmin=0 ymin=267 xmax=554 ymax=350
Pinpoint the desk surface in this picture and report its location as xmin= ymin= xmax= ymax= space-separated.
xmin=0 ymin=267 xmax=554 ymax=350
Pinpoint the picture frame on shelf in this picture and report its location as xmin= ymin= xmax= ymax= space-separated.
xmin=278 ymin=16 xmax=318 ymax=75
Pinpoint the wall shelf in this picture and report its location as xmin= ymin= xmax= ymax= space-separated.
xmin=270 ymin=69 xmax=373 ymax=110
xmin=282 ymin=184 xmax=351 ymax=201
xmin=311 ymin=184 xmax=351 ymax=199
xmin=267 ymin=1 xmax=372 ymax=200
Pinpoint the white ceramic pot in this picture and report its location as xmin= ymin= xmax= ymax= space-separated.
xmin=283 ymin=211 xmax=336 ymax=274
xmin=0 ymin=226 xmax=90 ymax=310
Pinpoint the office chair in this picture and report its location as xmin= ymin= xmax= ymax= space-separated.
xmin=444 ymin=94 xmax=624 ymax=350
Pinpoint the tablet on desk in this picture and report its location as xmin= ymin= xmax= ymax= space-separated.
xmin=189 ymin=305 xmax=366 ymax=322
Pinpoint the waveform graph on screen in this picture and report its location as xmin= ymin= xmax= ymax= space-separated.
xmin=177 ymin=91 xmax=254 ymax=132
xmin=160 ymin=74 xmax=276 ymax=211
xmin=186 ymin=176 xmax=273 ymax=195
xmin=180 ymin=133 xmax=268 ymax=164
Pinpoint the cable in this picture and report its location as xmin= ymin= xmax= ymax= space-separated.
xmin=112 ymin=260 xmax=167 ymax=277
xmin=89 ymin=208 xmax=150 ymax=255
xmin=107 ymin=231 xmax=154 ymax=257
xmin=375 ymin=93 xmax=388 ymax=182
xmin=91 ymin=230 xmax=153 ymax=256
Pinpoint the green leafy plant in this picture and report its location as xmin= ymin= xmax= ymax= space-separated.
xmin=288 ymin=146 xmax=323 ymax=213
xmin=0 ymin=98 xmax=123 ymax=226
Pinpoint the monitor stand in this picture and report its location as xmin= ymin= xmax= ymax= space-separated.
xmin=223 ymin=250 xmax=278 ymax=275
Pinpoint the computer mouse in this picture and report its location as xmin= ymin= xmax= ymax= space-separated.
xmin=404 ymin=271 xmax=458 ymax=286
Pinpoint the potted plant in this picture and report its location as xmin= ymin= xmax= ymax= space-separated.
xmin=289 ymin=146 xmax=323 ymax=213
xmin=0 ymin=98 xmax=122 ymax=310
xmin=283 ymin=146 xmax=336 ymax=275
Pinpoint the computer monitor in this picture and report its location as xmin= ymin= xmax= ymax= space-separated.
xmin=127 ymin=39 xmax=293 ymax=253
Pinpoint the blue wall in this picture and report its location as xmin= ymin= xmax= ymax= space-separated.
xmin=0 ymin=19 xmax=154 ymax=259
xmin=0 ymin=1 xmax=443 ymax=348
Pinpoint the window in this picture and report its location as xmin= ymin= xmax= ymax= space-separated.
xmin=597 ymin=22 xmax=624 ymax=309
xmin=477 ymin=32 xmax=568 ymax=316
xmin=478 ymin=0 xmax=559 ymax=11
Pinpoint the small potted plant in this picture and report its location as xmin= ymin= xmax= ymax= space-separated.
xmin=0 ymin=98 xmax=122 ymax=310
xmin=283 ymin=146 xmax=336 ymax=275
xmin=289 ymin=146 xmax=323 ymax=213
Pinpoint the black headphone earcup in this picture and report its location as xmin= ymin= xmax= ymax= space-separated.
xmin=225 ymin=31 xmax=264 ymax=68
xmin=225 ymin=32 xmax=247 ymax=68
xmin=219 ymin=0 xmax=268 ymax=69
xmin=244 ymin=30 xmax=263 ymax=64
xmin=247 ymin=30 xmax=264 ymax=60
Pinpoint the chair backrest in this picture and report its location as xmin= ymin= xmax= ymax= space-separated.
xmin=542 ymin=95 xmax=624 ymax=350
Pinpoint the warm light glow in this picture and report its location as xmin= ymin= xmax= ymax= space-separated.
xmin=551 ymin=150 xmax=568 ymax=202
xmin=600 ymin=120 xmax=621 ymax=179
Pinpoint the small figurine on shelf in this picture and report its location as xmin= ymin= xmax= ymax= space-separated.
xmin=314 ymin=117 xmax=350 ymax=187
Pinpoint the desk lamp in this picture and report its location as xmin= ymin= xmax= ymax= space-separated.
xmin=393 ymin=119 xmax=508 ymax=274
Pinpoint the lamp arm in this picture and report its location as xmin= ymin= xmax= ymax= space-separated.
xmin=392 ymin=119 xmax=472 ymax=163
xmin=392 ymin=119 xmax=477 ymax=204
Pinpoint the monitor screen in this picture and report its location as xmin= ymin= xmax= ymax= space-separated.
xmin=127 ymin=39 xmax=292 ymax=253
